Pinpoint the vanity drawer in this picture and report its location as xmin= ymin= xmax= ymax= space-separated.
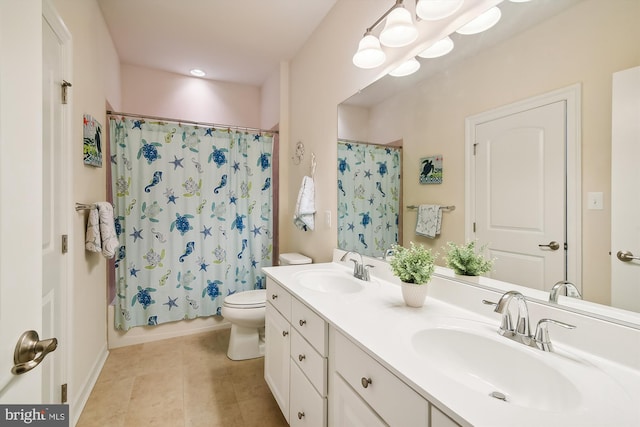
xmin=291 ymin=329 xmax=327 ymax=396
xmin=292 ymin=298 xmax=327 ymax=356
xmin=290 ymin=362 xmax=326 ymax=427
xmin=333 ymin=330 xmax=428 ymax=427
xmin=267 ymin=278 xmax=291 ymax=321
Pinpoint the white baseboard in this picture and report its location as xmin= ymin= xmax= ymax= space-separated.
xmin=107 ymin=305 xmax=231 ymax=349
xmin=70 ymin=343 xmax=108 ymax=427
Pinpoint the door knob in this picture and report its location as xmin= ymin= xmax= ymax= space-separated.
xmin=538 ymin=241 xmax=560 ymax=251
xmin=12 ymin=330 xmax=58 ymax=375
xmin=617 ymin=250 xmax=640 ymax=262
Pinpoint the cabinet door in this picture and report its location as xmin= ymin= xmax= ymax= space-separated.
xmin=331 ymin=373 xmax=387 ymax=427
xmin=431 ymin=406 xmax=461 ymax=427
xmin=265 ymin=303 xmax=291 ymax=422
xmin=290 ymin=361 xmax=326 ymax=427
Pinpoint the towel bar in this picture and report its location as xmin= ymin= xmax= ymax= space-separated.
xmin=75 ymin=203 xmax=96 ymax=211
xmin=406 ymin=205 xmax=455 ymax=211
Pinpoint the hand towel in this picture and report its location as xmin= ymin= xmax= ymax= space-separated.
xmin=293 ymin=176 xmax=315 ymax=231
xmin=415 ymin=204 xmax=442 ymax=238
xmin=85 ymin=202 xmax=119 ymax=258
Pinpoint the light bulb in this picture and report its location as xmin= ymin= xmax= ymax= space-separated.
xmin=380 ymin=6 xmax=418 ymax=48
xmin=389 ymin=57 xmax=420 ymax=77
xmin=418 ymin=36 xmax=454 ymax=59
xmin=189 ymin=69 xmax=206 ymax=77
xmin=352 ymin=34 xmax=386 ymax=69
xmin=416 ymin=0 xmax=464 ymax=21
xmin=456 ymin=6 xmax=502 ymax=35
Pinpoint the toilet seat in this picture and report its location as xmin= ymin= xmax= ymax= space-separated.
xmin=223 ymin=289 xmax=266 ymax=309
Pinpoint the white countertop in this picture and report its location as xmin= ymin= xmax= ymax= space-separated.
xmin=263 ymin=261 xmax=640 ymax=427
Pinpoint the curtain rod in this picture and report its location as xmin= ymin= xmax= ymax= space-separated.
xmin=106 ymin=110 xmax=278 ymax=134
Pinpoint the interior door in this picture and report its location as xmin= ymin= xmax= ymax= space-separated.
xmin=0 ymin=1 xmax=44 ymax=402
xmin=474 ymin=101 xmax=567 ymax=291
xmin=42 ymin=10 xmax=68 ymax=403
xmin=611 ymin=66 xmax=640 ymax=311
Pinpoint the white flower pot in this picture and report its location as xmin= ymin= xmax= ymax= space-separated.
xmin=400 ymin=281 xmax=429 ymax=307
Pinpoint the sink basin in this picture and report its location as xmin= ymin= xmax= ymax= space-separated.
xmin=294 ymin=269 xmax=364 ymax=294
xmin=411 ymin=327 xmax=581 ymax=411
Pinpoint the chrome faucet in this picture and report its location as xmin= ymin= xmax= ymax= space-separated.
xmin=549 ymin=280 xmax=582 ymax=303
xmin=483 ymin=290 xmax=576 ymax=351
xmin=340 ymin=250 xmax=373 ymax=281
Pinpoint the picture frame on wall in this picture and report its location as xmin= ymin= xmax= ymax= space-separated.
xmin=83 ymin=114 xmax=103 ymax=167
xmin=419 ymin=155 xmax=443 ymax=184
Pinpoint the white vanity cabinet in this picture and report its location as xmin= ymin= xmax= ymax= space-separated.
xmin=329 ymin=328 xmax=461 ymax=427
xmin=265 ymin=278 xmax=328 ymax=427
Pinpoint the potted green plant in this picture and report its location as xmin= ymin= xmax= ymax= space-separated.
xmin=389 ymin=242 xmax=436 ymax=307
xmin=443 ymin=240 xmax=493 ymax=277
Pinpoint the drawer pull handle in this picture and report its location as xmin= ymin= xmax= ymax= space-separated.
xmin=299 ymin=319 xmax=307 ymax=326
xmin=298 ymin=354 xmax=306 ymax=362
xmin=282 ymin=331 xmax=288 ymax=337
xmin=271 ymin=294 xmax=278 ymax=300
xmin=297 ymin=412 xmax=305 ymax=420
xmin=361 ymin=377 xmax=372 ymax=388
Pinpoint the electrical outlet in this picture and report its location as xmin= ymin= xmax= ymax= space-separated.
xmin=325 ymin=210 xmax=332 ymax=228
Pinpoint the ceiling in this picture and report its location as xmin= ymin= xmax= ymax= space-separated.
xmin=97 ymin=0 xmax=337 ymax=86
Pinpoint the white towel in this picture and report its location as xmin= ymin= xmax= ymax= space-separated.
xmin=415 ymin=204 xmax=442 ymax=239
xmin=85 ymin=202 xmax=119 ymax=258
xmin=293 ymin=176 xmax=315 ymax=231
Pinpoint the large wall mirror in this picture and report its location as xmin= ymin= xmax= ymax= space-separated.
xmin=337 ymin=0 xmax=640 ymax=324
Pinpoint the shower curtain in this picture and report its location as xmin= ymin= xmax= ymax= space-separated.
xmin=337 ymin=140 xmax=401 ymax=258
xmin=110 ymin=116 xmax=273 ymax=330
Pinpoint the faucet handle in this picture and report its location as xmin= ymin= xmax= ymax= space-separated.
xmin=362 ymin=264 xmax=374 ymax=281
xmin=534 ymin=318 xmax=576 ymax=352
xmin=482 ymin=299 xmax=513 ymax=334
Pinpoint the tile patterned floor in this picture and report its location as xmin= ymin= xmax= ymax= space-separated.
xmin=77 ymin=328 xmax=287 ymax=427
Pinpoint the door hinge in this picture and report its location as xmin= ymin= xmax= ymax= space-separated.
xmin=61 ymin=235 xmax=68 ymax=254
xmin=473 ymin=222 xmax=476 ymax=232
xmin=61 ymin=80 xmax=72 ymax=104
xmin=61 ymin=383 xmax=67 ymax=403
xmin=473 ymin=143 xmax=478 ymax=155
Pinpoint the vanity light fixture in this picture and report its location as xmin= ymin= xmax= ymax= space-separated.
xmin=416 ymin=0 xmax=464 ymax=21
xmin=189 ymin=68 xmax=206 ymax=77
xmin=418 ymin=36 xmax=455 ymax=58
xmin=379 ymin=3 xmax=419 ymax=47
xmin=389 ymin=57 xmax=421 ymax=77
xmin=456 ymin=6 xmax=502 ymax=35
xmin=352 ymin=0 xmax=417 ymax=69
xmin=352 ymin=31 xmax=387 ymax=69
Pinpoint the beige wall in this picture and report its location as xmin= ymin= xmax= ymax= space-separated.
xmin=288 ymin=0 xmax=640 ymax=305
xmin=50 ymin=0 xmax=120 ymax=420
xmin=120 ymin=64 xmax=261 ymax=126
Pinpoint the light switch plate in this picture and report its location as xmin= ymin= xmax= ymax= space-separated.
xmin=587 ymin=192 xmax=604 ymax=210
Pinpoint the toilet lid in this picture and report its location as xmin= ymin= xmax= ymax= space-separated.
xmin=224 ymin=289 xmax=266 ymax=308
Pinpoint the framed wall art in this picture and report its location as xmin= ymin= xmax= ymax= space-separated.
xmin=83 ymin=114 xmax=103 ymax=167
xmin=419 ymin=155 xmax=443 ymax=184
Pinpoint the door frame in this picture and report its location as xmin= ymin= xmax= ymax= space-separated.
xmin=464 ymin=84 xmax=582 ymax=287
xmin=43 ymin=0 xmax=73 ymax=404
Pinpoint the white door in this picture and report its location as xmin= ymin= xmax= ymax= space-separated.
xmin=264 ymin=303 xmax=290 ymax=422
xmin=0 ymin=1 xmax=44 ymax=402
xmin=42 ymin=6 xmax=70 ymax=403
xmin=611 ymin=66 xmax=640 ymax=312
xmin=473 ymin=101 xmax=567 ymax=291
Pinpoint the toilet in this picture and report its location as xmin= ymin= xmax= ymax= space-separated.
xmin=222 ymin=252 xmax=311 ymax=360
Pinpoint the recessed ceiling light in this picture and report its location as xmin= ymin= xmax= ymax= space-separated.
xmin=189 ymin=68 xmax=206 ymax=77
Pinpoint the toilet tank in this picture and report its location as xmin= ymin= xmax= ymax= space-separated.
xmin=279 ymin=252 xmax=312 ymax=266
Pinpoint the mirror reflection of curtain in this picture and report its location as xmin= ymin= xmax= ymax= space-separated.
xmin=337 ymin=140 xmax=401 ymax=258
xmin=110 ymin=117 xmax=273 ymax=330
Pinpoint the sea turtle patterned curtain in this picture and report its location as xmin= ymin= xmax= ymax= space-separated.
xmin=337 ymin=140 xmax=401 ymax=258
xmin=110 ymin=117 xmax=273 ymax=330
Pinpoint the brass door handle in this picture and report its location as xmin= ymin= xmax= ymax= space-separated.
xmin=617 ymin=250 xmax=640 ymax=262
xmin=538 ymin=241 xmax=560 ymax=251
xmin=12 ymin=330 xmax=58 ymax=375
